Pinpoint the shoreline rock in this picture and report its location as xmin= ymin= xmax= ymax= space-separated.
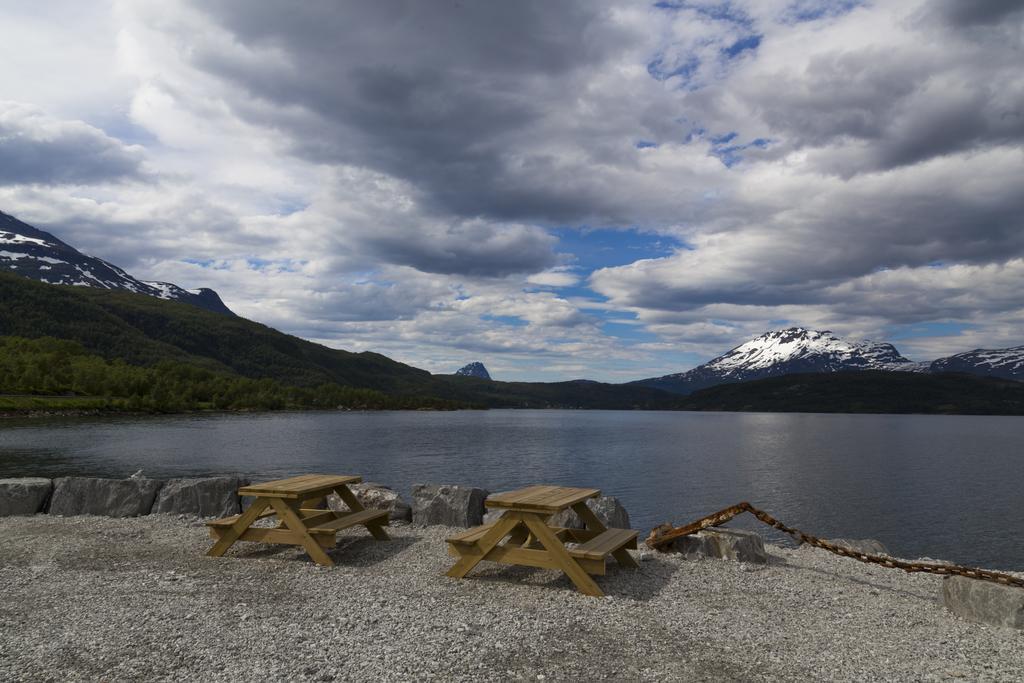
xmin=327 ymin=482 xmax=412 ymax=523
xmin=0 ymin=478 xmax=52 ymax=516
xmin=48 ymin=476 xmax=163 ymax=517
xmin=411 ymin=484 xmax=488 ymax=527
xmin=943 ymin=575 xmax=1024 ymax=630
xmin=672 ymin=527 xmax=769 ymax=564
xmin=152 ymin=477 xmax=247 ymax=517
xmin=549 ymin=496 xmax=630 ymax=529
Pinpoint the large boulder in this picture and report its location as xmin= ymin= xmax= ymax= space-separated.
xmin=152 ymin=477 xmax=246 ymax=517
xmin=673 ymin=527 xmax=768 ymax=564
xmin=0 ymin=478 xmax=52 ymax=516
xmin=549 ymin=496 xmax=631 ymax=530
xmin=49 ymin=477 xmax=163 ymax=517
xmin=327 ymin=482 xmax=412 ymax=522
xmin=411 ymin=484 xmax=488 ymax=527
xmin=943 ymin=575 xmax=1024 ymax=630
xmin=827 ymin=538 xmax=889 ymax=556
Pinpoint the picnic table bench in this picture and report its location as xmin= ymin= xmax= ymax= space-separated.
xmin=446 ymin=485 xmax=639 ymax=596
xmin=206 ymin=474 xmax=389 ymax=566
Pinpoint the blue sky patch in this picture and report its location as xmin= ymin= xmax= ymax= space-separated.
xmin=780 ymin=0 xmax=864 ymax=24
xmin=647 ymin=54 xmax=700 ymax=83
xmin=722 ymin=34 xmax=762 ymax=58
xmin=482 ymin=314 xmax=528 ymax=327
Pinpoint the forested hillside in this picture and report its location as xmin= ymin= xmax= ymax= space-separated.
xmin=0 ymin=336 xmax=463 ymax=412
xmin=0 ymin=273 xmax=679 ymax=411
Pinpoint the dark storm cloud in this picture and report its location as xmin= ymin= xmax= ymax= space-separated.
xmin=925 ymin=0 xmax=1024 ymax=27
xmin=0 ymin=104 xmax=145 ymax=186
xmin=177 ymin=0 xmax=645 ymax=224
xmin=358 ymin=220 xmax=558 ymax=278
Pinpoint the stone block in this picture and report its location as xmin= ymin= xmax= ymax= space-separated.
xmin=152 ymin=477 xmax=246 ymax=517
xmin=411 ymin=484 xmax=488 ymax=527
xmin=549 ymin=496 xmax=631 ymax=529
xmin=673 ymin=527 xmax=768 ymax=564
xmin=827 ymin=538 xmax=889 ymax=555
xmin=49 ymin=477 xmax=163 ymax=517
xmin=327 ymin=482 xmax=412 ymax=522
xmin=0 ymin=478 xmax=52 ymax=516
xmin=943 ymin=575 xmax=1024 ymax=630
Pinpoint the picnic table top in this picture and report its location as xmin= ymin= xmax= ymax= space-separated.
xmin=237 ymin=474 xmax=361 ymax=499
xmin=484 ymin=484 xmax=600 ymax=513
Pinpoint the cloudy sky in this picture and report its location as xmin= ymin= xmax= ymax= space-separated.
xmin=1 ymin=0 xmax=1022 ymax=381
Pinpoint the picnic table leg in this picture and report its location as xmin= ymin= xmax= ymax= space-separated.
xmin=268 ymin=498 xmax=335 ymax=567
xmin=446 ymin=514 xmax=521 ymax=579
xmin=207 ymin=498 xmax=270 ymax=558
xmin=522 ymin=514 xmax=604 ymax=597
xmin=333 ymin=485 xmax=390 ymax=541
xmin=572 ymin=501 xmax=639 ymax=569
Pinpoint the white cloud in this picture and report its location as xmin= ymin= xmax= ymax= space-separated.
xmin=0 ymin=0 xmax=1021 ymax=382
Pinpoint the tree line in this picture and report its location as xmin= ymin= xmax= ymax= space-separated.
xmin=0 ymin=336 xmax=465 ymax=412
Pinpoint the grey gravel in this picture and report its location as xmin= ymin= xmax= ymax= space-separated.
xmin=0 ymin=515 xmax=1022 ymax=682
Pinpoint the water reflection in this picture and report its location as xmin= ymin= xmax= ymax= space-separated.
xmin=1 ymin=410 xmax=1022 ymax=570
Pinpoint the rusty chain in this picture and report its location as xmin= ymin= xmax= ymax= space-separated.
xmin=646 ymin=501 xmax=1024 ymax=589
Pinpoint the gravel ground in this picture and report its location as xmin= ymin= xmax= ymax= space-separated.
xmin=0 ymin=516 xmax=1021 ymax=682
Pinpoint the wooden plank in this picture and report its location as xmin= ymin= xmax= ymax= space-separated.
xmin=239 ymin=474 xmax=361 ymax=498
xmin=331 ymin=484 xmax=390 ymax=540
xmin=445 ymin=514 xmax=520 ymax=579
xmin=569 ymin=528 xmax=639 ymax=561
xmin=447 ymin=521 xmax=498 ymax=546
xmin=206 ymin=497 xmax=271 ymax=557
xmin=521 ymin=514 xmax=604 ymax=597
xmin=268 ymin=497 xmax=335 ymax=566
xmin=571 ymin=501 xmax=608 ymax=533
xmin=297 ymin=509 xmax=338 ymax=528
xmin=612 ymin=546 xmax=640 ymax=569
xmin=446 ymin=542 xmax=607 ymax=575
xmin=206 ymin=507 xmax=277 ymax=528
xmin=209 ymin=526 xmax=336 ymax=548
xmin=483 ymin=545 xmax=606 ymax=575
xmin=308 ymin=508 xmax=389 ymax=533
xmin=485 ymin=485 xmax=600 ymax=513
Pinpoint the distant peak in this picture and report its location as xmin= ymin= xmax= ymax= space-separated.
xmin=455 ymin=362 xmax=491 ymax=380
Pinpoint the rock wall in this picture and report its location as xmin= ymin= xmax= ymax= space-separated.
xmin=49 ymin=477 xmax=164 ymax=517
xmin=0 ymin=478 xmax=52 ymax=516
xmin=152 ymin=477 xmax=248 ymax=517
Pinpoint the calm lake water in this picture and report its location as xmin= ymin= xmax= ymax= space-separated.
xmin=1 ymin=410 xmax=1022 ymax=570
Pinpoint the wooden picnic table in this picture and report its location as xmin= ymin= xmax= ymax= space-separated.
xmin=205 ymin=474 xmax=389 ymax=566
xmin=445 ymin=485 xmax=639 ymax=597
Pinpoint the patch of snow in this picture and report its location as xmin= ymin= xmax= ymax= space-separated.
xmin=0 ymin=232 xmax=50 ymax=247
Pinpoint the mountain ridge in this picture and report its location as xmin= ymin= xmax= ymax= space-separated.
xmin=0 ymin=210 xmax=234 ymax=315
xmin=0 ymin=271 xmax=679 ymax=410
xmin=634 ymin=327 xmax=1019 ymax=395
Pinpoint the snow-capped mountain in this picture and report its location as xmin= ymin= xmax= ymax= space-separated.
xmin=634 ymin=328 xmax=925 ymax=395
xmin=930 ymin=346 xmax=1024 ymax=381
xmin=454 ymin=361 xmax=491 ymax=380
xmin=0 ymin=210 xmax=233 ymax=315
